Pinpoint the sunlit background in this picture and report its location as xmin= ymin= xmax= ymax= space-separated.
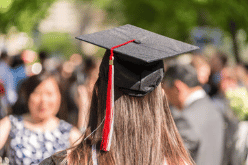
xmin=1 ymin=1 xmax=248 ymax=164
xmin=0 ymin=0 xmax=248 ymax=75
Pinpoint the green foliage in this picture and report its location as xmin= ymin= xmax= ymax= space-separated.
xmin=91 ymin=0 xmax=201 ymax=41
xmin=91 ymin=0 xmax=248 ymax=42
xmin=205 ymin=0 xmax=248 ymax=35
xmin=226 ymin=87 xmax=248 ymax=121
xmin=0 ymin=0 xmax=56 ymax=35
xmin=0 ymin=0 xmax=13 ymax=13
xmin=39 ymin=32 xmax=81 ymax=60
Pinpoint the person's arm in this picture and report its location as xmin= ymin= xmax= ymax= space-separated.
xmin=39 ymin=157 xmax=56 ymax=165
xmin=231 ymin=121 xmax=248 ymax=165
xmin=39 ymin=151 xmax=67 ymax=165
xmin=69 ymin=127 xmax=82 ymax=146
xmin=0 ymin=116 xmax=11 ymax=149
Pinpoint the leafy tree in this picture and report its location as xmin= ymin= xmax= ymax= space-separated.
xmin=0 ymin=0 xmax=82 ymax=59
xmin=0 ymin=0 xmax=56 ymax=35
xmin=203 ymin=0 xmax=248 ymax=63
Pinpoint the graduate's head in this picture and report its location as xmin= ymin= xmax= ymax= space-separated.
xmin=76 ymin=24 xmax=198 ymax=150
xmin=70 ymin=24 xmax=198 ymax=165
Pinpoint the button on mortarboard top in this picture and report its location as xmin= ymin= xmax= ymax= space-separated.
xmin=133 ymin=40 xmax=141 ymax=44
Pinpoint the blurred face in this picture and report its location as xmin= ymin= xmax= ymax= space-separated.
xmin=210 ymin=55 xmax=223 ymax=73
xmin=28 ymin=77 xmax=61 ymax=121
xmin=219 ymin=68 xmax=238 ymax=93
xmin=197 ymin=64 xmax=211 ymax=85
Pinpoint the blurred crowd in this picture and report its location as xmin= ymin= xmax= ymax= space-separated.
xmin=162 ymin=50 xmax=248 ymax=165
xmin=0 ymin=49 xmax=100 ymax=125
xmin=0 ymin=50 xmax=100 ymax=164
xmin=0 ymin=48 xmax=248 ymax=164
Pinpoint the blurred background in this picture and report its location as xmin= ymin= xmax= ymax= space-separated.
xmin=1 ymin=0 xmax=248 ymax=164
xmin=0 ymin=0 xmax=248 ymax=63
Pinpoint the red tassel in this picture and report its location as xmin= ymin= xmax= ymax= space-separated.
xmin=100 ymin=39 xmax=135 ymax=151
xmin=0 ymin=82 xmax=5 ymax=95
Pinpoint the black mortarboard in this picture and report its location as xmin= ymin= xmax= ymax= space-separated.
xmin=76 ymin=24 xmax=199 ymax=151
xmin=76 ymin=24 xmax=199 ymax=96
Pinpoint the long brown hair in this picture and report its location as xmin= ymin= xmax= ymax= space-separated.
xmin=67 ymin=77 xmax=195 ymax=165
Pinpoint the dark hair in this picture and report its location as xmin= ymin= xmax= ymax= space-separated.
xmin=84 ymin=56 xmax=96 ymax=73
xmin=10 ymin=55 xmax=24 ymax=68
xmin=216 ymin=51 xmax=228 ymax=67
xmin=39 ymin=51 xmax=48 ymax=60
xmin=0 ymin=50 xmax=8 ymax=60
xmin=11 ymin=71 xmax=68 ymax=120
xmin=163 ymin=64 xmax=200 ymax=88
xmin=67 ymin=77 xmax=195 ymax=165
xmin=244 ymin=64 xmax=248 ymax=73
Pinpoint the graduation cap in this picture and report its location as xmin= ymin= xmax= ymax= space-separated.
xmin=76 ymin=24 xmax=199 ymax=151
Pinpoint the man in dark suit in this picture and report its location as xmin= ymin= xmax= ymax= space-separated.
xmin=162 ymin=64 xmax=225 ymax=165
